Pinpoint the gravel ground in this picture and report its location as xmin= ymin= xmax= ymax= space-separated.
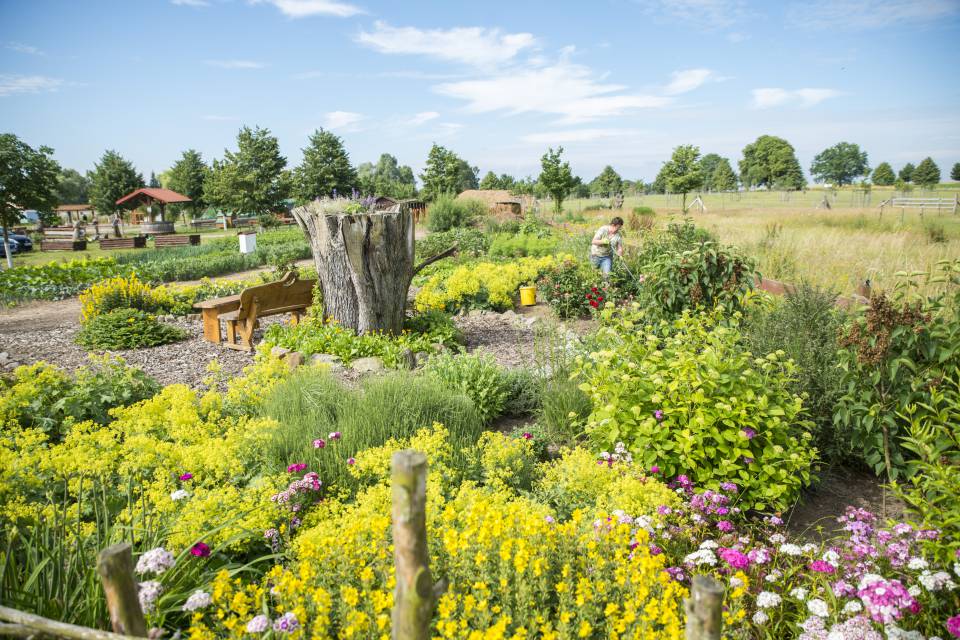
xmin=453 ymin=310 xmax=540 ymax=369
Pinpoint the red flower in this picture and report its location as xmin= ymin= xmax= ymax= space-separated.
xmin=589 ymin=300 xmax=599 ymax=308
xmin=597 ymin=297 xmax=604 ymax=302
xmin=591 ymin=287 xmax=598 ymax=293
xmin=190 ymin=542 xmax=211 ymax=557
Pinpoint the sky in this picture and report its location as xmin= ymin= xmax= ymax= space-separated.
xmin=1 ymin=0 xmax=959 ymax=184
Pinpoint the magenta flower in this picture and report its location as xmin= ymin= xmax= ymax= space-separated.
xmin=809 ymin=560 xmax=835 ymax=574
xmin=328 ymin=431 xmax=342 ymax=441
xmin=654 ymin=410 xmax=664 ymax=422
xmin=286 ymin=462 xmax=307 ymax=473
xmin=190 ymin=542 xmax=211 ymax=558
xmin=718 ymin=547 xmax=750 ymax=569
xmin=946 ymin=614 xmax=960 ymax=638
xmin=650 ymin=465 xmax=660 ymax=474
xmin=179 ymin=472 xmax=193 ymax=481
xmin=522 ymin=432 xmax=533 ymax=440
xmin=347 ymin=457 xmax=356 ymax=466
xmin=717 ymin=520 xmax=735 ymax=533
xmin=312 ymin=438 xmax=326 ymax=449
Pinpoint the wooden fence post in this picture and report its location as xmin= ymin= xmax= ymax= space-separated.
xmin=96 ymin=543 xmax=147 ymax=637
xmin=391 ymin=451 xmax=444 ymax=640
xmin=684 ymin=575 xmax=724 ymax=640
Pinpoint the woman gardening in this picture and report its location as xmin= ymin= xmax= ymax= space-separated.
xmin=590 ymin=216 xmax=624 ymax=276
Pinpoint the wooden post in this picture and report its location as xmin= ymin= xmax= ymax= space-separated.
xmin=96 ymin=544 xmax=147 ymax=637
xmin=0 ymin=606 xmax=136 ymax=640
xmin=684 ymin=575 xmax=724 ymax=640
xmin=392 ymin=451 xmax=443 ymax=640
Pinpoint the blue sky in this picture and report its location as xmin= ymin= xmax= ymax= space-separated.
xmin=2 ymin=0 xmax=959 ymax=184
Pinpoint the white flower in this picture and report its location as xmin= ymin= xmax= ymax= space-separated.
xmin=138 ymin=580 xmax=163 ymax=613
xmin=801 ymin=543 xmax=817 ymax=554
xmin=789 ymin=587 xmax=808 ymax=600
xmin=752 ymin=610 xmax=769 ymax=625
xmin=857 ymin=573 xmax=884 ymax=589
xmin=756 ymin=591 xmax=782 ymax=608
xmin=779 ymin=543 xmax=803 ymax=556
xmin=699 ymin=540 xmax=719 ymax=550
xmin=729 ymin=576 xmax=744 ymax=589
xmin=885 ymin=625 xmax=924 ymax=640
xmin=907 ymin=557 xmax=928 ymax=571
xmin=769 ymin=533 xmax=786 ymax=545
xmin=822 ymin=549 xmax=840 ymax=567
xmin=827 ymin=632 xmax=845 ymax=640
xmin=954 ymin=562 xmax=960 ymax=577
xmin=684 ymin=549 xmax=718 ymax=566
xmin=908 ymin=585 xmax=922 ymax=598
xmin=135 ymin=547 xmax=175 ymax=575
xmin=918 ymin=570 xmax=956 ymax=592
xmin=170 ymin=489 xmax=189 ymax=502
xmin=183 ymin=590 xmax=212 ymax=612
xmin=842 ymin=600 xmax=862 ymax=614
xmin=807 ymin=598 xmax=829 ymax=618
xmin=764 ymin=569 xmax=783 ymax=583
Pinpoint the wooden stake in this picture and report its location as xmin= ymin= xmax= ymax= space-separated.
xmin=392 ymin=451 xmax=444 ymax=640
xmin=684 ymin=575 xmax=724 ymax=640
xmin=96 ymin=544 xmax=147 ymax=637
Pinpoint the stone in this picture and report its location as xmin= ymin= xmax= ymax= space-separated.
xmin=351 ymin=356 xmax=385 ymax=373
xmin=431 ymin=342 xmax=450 ymax=354
xmin=186 ymin=313 xmax=201 ymax=321
xmin=0 ymin=352 xmax=8 ymax=364
xmin=467 ymin=309 xmax=487 ymax=318
xmin=270 ymin=346 xmax=291 ymax=358
xmin=501 ymin=309 xmax=517 ymax=319
xmin=524 ymin=316 xmax=540 ymax=327
xmin=285 ymin=351 xmax=304 ymax=370
xmin=414 ymin=351 xmax=431 ymax=368
xmin=397 ymin=348 xmax=416 ymax=370
xmin=310 ymin=353 xmax=342 ymax=365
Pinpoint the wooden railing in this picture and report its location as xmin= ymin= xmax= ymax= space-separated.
xmin=0 ymin=451 xmax=725 ymax=640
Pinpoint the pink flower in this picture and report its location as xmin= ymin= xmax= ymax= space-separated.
xmin=654 ymin=410 xmax=664 ymax=422
xmin=522 ymin=432 xmax=533 ymax=440
xmin=718 ymin=547 xmax=750 ymax=569
xmin=946 ymin=614 xmax=960 ymax=638
xmin=190 ymin=542 xmax=210 ymax=558
xmin=650 ymin=465 xmax=660 ymax=474
xmin=717 ymin=520 xmax=735 ymax=533
xmin=312 ymin=438 xmax=326 ymax=449
xmin=286 ymin=463 xmax=307 ymax=473
xmin=328 ymin=432 xmax=341 ymax=441
xmin=347 ymin=457 xmax=355 ymax=466
xmin=179 ymin=472 xmax=193 ymax=481
xmin=809 ymin=560 xmax=835 ymax=574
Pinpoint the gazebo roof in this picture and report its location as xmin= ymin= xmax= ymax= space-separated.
xmin=116 ymin=188 xmax=192 ymax=207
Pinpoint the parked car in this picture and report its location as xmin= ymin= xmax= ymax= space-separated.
xmin=0 ymin=228 xmax=32 ymax=252
xmin=0 ymin=237 xmax=21 ymax=257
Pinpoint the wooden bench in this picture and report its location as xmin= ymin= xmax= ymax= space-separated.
xmin=190 ymin=218 xmax=220 ymax=231
xmin=217 ymin=273 xmax=316 ymax=351
xmin=99 ymin=236 xmax=147 ymax=250
xmin=41 ymin=239 xmax=87 ymax=251
xmin=194 ymin=294 xmax=242 ymax=343
xmin=154 ymin=234 xmax=201 ymax=248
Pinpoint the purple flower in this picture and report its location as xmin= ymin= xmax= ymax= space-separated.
xmin=313 ymin=438 xmax=326 ymax=449
xmin=328 ymin=431 xmax=342 ymax=441
xmin=809 ymin=560 xmax=835 ymax=574
xmin=544 ymin=515 xmax=555 ymax=524
xmin=654 ymin=410 xmax=664 ymax=422
xmin=650 ymin=465 xmax=660 ymax=474
xmin=190 ymin=542 xmax=211 ymax=558
xmin=522 ymin=432 xmax=533 ymax=440
xmin=246 ymin=615 xmax=271 ymax=634
xmin=286 ymin=462 xmax=307 ymax=473
xmin=347 ymin=457 xmax=356 ymax=466
xmin=179 ymin=472 xmax=193 ymax=481
xmin=718 ymin=547 xmax=750 ymax=569
xmin=720 ymin=482 xmax=738 ymax=493
xmin=741 ymin=427 xmax=757 ymax=439
xmin=716 ymin=520 xmax=734 ymax=533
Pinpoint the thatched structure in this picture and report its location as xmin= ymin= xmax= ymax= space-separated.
xmin=456 ymin=190 xmax=532 ymax=218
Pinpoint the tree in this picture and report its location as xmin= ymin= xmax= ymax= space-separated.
xmin=809 ymin=142 xmax=869 ymax=186
xmin=698 ymin=154 xmax=729 ymax=191
xmin=912 ymin=157 xmax=941 ymax=189
xmin=871 ymin=162 xmax=896 ymax=186
xmin=88 ymin=150 xmax=144 ymax=218
xmin=739 ymin=135 xmax=806 ymax=190
xmin=419 ymin=144 xmax=474 ymax=201
xmin=479 ymin=171 xmax=500 ymax=190
xmin=571 ymin=176 xmax=590 ymax=198
xmin=712 ymin=159 xmax=738 ymax=191
xmin=538 ymin=147 xmax=575 ymax=213
xmin=294 ymin=129 xmax=357 ymax=202
xmin=898 ymin=163 xmax=915 ymax=182
xmin=358 ymin=154 xmax=417 ymax=198
xmin=590 ymin=165 xmax=623 ymax=197
xmin=951 ymin=162 xmax=960 ymax=182
xmin=0 ymin=133 xmax=60 ymax=267
xmin=55 ymin=168 xmax=91 ymax=204
xmin=167 ymin=149 xmax=209 ymax=216
xmin=148 ymin=172 xmax=161 ymax=188
xmin=651 ymin=166 xmax=669 ymax=194
xmin=660 ymin=145 xmax=703 ymax=212
xmin=205 ymin=126 xmax=289 ymax=215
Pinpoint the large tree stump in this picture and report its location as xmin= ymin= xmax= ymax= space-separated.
xmin=292 ymin=202 xmax=415 ymax=334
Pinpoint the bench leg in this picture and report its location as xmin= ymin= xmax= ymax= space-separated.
xmin=290 ymin=311 xmax=301 ymax=326
xmin=238 ymin=318 xmax=256 ymax=352
xmin=225 ymin=319 xmax=237 ymax=346
xmin=201 ymin=309 xmax=221 ymax=343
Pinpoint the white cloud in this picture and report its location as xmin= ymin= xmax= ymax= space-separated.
xmin=435 ymin=60 xmax=671 ymax=124
xmin=323 ymin=110 xmax=363 ymax=129
xmin=6 ymin=42 xmax=44 ymax=55
xmin=204 ymin=59 xmax=266 ymax=69
xmin=663 ymin=68 xmax=713 ymax=95
xmin=407 ymin=111 xmax=440 ymax=126
xmin=635 ymin=0 xmax=747 ymax=28
xmin=751 ymin=87 xmax=842 ymax=108
xmin=788 ymin=0 xmax=959 ymax=29
xmin=0 ymin=74 xmax=63 ymax=97
xmin=356 ymin=21 xmax=537 ymax=67
xmin=251 ymin=0 xmax=364 ymax=18
xmin=172 ymin=0 xmax=210 ymax=6
xmin=521 ymin=128 xmax=643 ymax=144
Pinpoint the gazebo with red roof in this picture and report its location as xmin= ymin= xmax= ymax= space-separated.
xmin=116 ymin=188 xmax=191 ymax=222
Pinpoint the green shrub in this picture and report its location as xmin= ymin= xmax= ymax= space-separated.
xmin=403 ymin=310 xmax=464 ymax=347
xmin=835 ymin=260 xmax=960 ymax=479
xmin=0 ymin=357 xmax=160 ymax=440
xmin=501 ymin=367 xmax=542 ymax=417
xmin=416 ymin=227 xmax=488 ymax=261
xmin=578 ymin=307 xmax=816 ymax=510
xmin=74 ymin=309 xmax=188 ymax=350
xmin=538 ymin=257 xmax=602 ymax=319
xmin=538 ymin=376 xmax=592 ymax=447
xmin=260 ymin=369 xmax=483 ymax=494
xmin=742 ymin=285 xmax=847 ymax=463
xmin=426 ymin=196 xmax=483 ymax=232
xmin=488 ymin=233 xmax=559 ymax=258
xmin=423 ymin=351 xmax=510 ymax=424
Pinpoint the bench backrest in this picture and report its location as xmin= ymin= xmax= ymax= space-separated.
xmin=237 ymin=272 xmax=316 ymax=320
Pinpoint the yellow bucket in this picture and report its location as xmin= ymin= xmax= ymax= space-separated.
xmin=519 ymin=285 xmax=537 ymax=306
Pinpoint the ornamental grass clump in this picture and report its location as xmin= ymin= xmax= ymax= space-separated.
xmin=578 ymin=305 xmax=816 ymax=510
xmin=74 ymin=308 xmax=188 ymax=350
